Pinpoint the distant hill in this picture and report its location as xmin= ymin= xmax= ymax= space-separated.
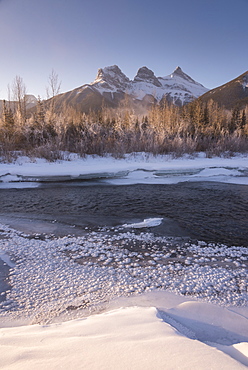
xmin=48 ymin=65 xmax=208 ymax=114
xmin=0 ymin=95 xmax=37 ymax=112
xmin=199 ymin=71 xmax=248 ymax=110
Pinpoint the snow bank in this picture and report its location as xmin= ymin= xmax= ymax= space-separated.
xmin=1 ymin=293 xmax=248 ymax=369
xmin=0 ymin=152 xmax=248 ymax=187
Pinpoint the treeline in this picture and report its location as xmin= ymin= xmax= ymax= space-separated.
xmin=0 ymin=97 xmax=248 ymax=161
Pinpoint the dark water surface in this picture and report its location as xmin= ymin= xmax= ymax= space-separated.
xmin=0 ymin=182 xmax=248 ymax=246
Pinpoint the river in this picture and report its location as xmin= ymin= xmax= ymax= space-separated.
xmin=0 ymin=181 xmax=247 ymax=246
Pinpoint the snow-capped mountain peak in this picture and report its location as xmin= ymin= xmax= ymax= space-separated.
xmin=90 ymin=65 xmax=208 ymax=105
xmin=56 ymin=65 xmax=209 ymax=113
xmin=169 ymin=66 xmax=197 ymax=84
xmin=134 ymin=66 xmax=162 ymax=87
xmin=92 ymin=65 xmax=130 ymax=91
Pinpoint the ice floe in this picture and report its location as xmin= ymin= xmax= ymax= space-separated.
xmin=122 ymin=218 xmax=163 ymax=228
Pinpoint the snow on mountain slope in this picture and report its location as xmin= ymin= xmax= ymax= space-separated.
xmin=90 ymin=65 xmax=209 ymax=106
xmin=158 ymin=66 xmax=208 ymax=104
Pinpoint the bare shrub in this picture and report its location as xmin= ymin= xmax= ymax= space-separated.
xmin=0 ymin=98 xmax=247 ymax=160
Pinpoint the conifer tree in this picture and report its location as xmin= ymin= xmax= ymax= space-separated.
xmin=2 ymin=100 xmax=14 ymax=132
xmin=240 ymin=110 xmax=246 ymax=130
xmin=35 ymin=96 xmax=45 ymax=128
xmin=229 ymin=107 xmax=241 ymax=133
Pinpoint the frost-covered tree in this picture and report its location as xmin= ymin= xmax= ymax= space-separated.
xmin=46 ymin=69 xmax=61 ymax=116
xmin=11 ymin=75 xmax=27 ymax=125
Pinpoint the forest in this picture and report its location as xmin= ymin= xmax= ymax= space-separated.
xmin=0 ymin=75 xmax=247 ymax=161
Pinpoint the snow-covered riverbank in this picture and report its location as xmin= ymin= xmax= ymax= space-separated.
xmin=0 ymin=152 xmax=248 ymax=187
xmin=1 ymin=291 xmax=248 ymax=369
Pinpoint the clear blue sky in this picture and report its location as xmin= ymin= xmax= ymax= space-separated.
xmin=0 ymin=0 xmax=247 ymax=99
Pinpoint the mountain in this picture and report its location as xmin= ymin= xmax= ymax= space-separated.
xmin=25 ymin=95 xmax=38 ymax=109
xmin=199 ymin=71 xmax=248 ymax=109
xmin=129 ymin=66 xmax=208 ymax=106
xmin=50 ymin=65 xmax=208 ymax=114
xmin=0 ymin=95 xmax=37 ymax=112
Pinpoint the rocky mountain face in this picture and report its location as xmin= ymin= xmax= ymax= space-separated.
xmin=50 ymin=65 xmax=209 ymax=114
xmin=199 ymin=71 xmax=248 ymax=109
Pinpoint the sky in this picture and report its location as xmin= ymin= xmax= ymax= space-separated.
xmin=0 ymin=0 xmax=247 ymax=100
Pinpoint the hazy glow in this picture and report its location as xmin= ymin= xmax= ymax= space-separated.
xmin=0 ymin=0 xmax=247 ymax=99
